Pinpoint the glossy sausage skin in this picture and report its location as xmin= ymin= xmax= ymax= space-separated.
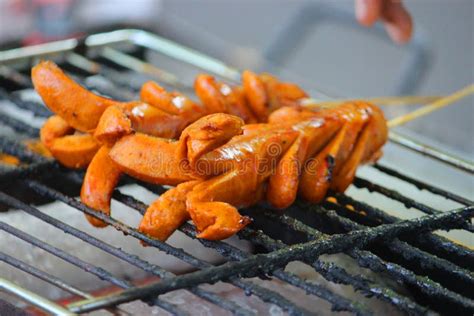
xmin=137 ymin=101 xmax=388 ymax=241
xmin=32 ymin=61 xmax=123 ymax=132
xmin=109 ymin=133 xmax=196 ymax=185
xmin=40 ymin=115 xmax=99 ymax=168
xmin=81 ymin=145 xmax=122 ymax=227
xmin=139 ymin=181 xmax=200 ymax=242
xmin=33 ymin=61 xmax=388 ymax=241
xmin=48 ymin=134 xmax=100 ymax=169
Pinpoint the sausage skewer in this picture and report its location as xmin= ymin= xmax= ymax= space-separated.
xmin=32 ymin=61 xmax=309 ymax=228
xmin=135 ymin=102 xmax=387 ymax=240
xmin=32 ymin=61 xmax=471 ymax=241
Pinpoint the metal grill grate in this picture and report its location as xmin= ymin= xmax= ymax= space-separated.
xmin=0 ymin=29 xmax=472 ymax=315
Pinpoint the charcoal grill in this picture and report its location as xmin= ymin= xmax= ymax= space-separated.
xmin=0 ymin=29 xmax=472 ymax=315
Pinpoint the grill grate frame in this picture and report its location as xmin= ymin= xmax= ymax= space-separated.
xmin=0 ymin=29 xmax=472 ymax=315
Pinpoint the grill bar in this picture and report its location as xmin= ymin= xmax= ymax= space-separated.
xmin=0 ymin=277 xmax=73 ymax=315
xmin=332 ymin=194 xmax=474 ymax=268
xmin=0 ymin=136 xmax=55 ymax=181
xmin=237 ymin=224 xmax=432 ymax=315
xmin=0 ymin=252 xmax=144 ymax=316
xmin=0 ymin=161 xmax=53 ymax=182
xmin=67 ymin=187 xmax=316 ymax=315
xmin=24 ymin=178 xmax=313 ymax=316
xmin=242 ymin=211 xmax=437 ymax=315
xmin=373 ymin=163 xmax=473 ymax=206
xmin=114 ymin=185 xmax=432 ymax=315
xmin=0 ymin=65 xmax=33 ymax=88
xmin=345 ymin=248 xmax=474 ymax=312
xmin=65 ymin=53 xmax=145 ymax=93
xmin=0 ymin=88 xmax=51 ymax=117
xmin=178 ymin=223 xmax=372 ymax=316
xmin=354 ymin=177 xmax=441 ymax=215
xmin=0 ymin=251 xmax=92 ymax=299
xmin=0 ymin=190 xmax=254 ymax=316
xmin=260 ymin=206 xmax=473 ymax=313
xmin=110 ymin=188 xmax=369 ymax=315
xmin=0 ymin=115 xmax=39 ymax=137
xmin=0 ymin=216 xmax=189 ymax=316
xmin=324 ymin=201 xmax=472 ymax=277
xmin=65 ymin=207 xmax=473 ymax=313
xmin=323 ymin=211 xmax=474 ymax=296
xmin=0 ymin=137 xmax=48 ymax=164
xmin=100 ymin=47 xmax=191 ymax=91
xmin=0 ymin=223 xmax=130 ymax=289
xmin=353 ymin=176 xmax=474 ymax=232
xmin=302 ymin=206 xmax=473 ymax=312
xmin=388 ymin=130 xmax=474 ymax=174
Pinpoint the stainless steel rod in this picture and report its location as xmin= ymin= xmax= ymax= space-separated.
xmin=0 ymin=278 xmax=73 ymax=315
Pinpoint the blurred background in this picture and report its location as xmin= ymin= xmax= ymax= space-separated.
xmin=0 ymin=0 xmax=473 ymax=159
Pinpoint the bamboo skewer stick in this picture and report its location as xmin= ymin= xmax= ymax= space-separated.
xmin=302 ymin=85 xmax=474 ymax=171
xmin=302 ymin=95 xmax=443 ymax=107
xmin=303 ymin=84 xmax=473 ymax=128
xmin=385 ymin=84 xmax=474 ymax=173
xmin=387 ymin=84 xmax=474 ymax=128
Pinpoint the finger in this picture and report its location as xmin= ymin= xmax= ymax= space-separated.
xmin=355 ymin=0 xmax=383 ymax=27
xmin=381 ymin=0 xmax=413 ymax=44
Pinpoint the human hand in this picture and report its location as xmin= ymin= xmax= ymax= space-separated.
xmin=355 ymin=0 xmax=413 ymax=44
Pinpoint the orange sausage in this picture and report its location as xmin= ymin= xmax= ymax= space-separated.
xmin=93 ymin=105 xmax=132 ymax=145
xmin=267 ymin=135 xmax=308 ymax=209
xmin=186 ymin=169 xmax=256 ymax=240
xmin=299 ymin=124 xmax=348 ymax=203
xmin=24 ymin=139 xmax=52 ymax=158
xmin=331 ymin=124 xmax=371 ymax=192
xmin=126 ymin=103 xmax=187 ymax=139
xmin=178 ymin=113 xmax=244 ymax=170
xmin=140 ymin=81 xmax=178 ymax=114
xmin=32 ymin=61 xmax=123 ymax=132
xmin=194 ymin=74 xmax=227 ymax=113
xmin=49 ymin=134 xmax=100 ymax=169
xmin=139 ymin=180 xmax=200 ymax=242
xmin=260 ymin=73 xmax=308 ymax=111
xmin=141 ymin=81 xmax=204 ymax=122
xmin=242 ymin=70 xmax=268 ymax=122
xmin=221 ymin=85 xmax=258 ymax=123
xmin=109 ymin=133 xmax=196 ymax=185
xmin=0 ymin=154 xmax=20 ymax=166
xmin=40 ymin=115 xmax=74 ymax=148
xmin=186 ymin=129 xmax=296 ymax=240
xmin=81 ymin=145 xmax=122 ymax=227
xmin=268 ymin=106 xmax=320 ymax=124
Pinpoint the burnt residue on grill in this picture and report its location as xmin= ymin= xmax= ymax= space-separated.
xmin=0 ymin=34 xmax=473 ymax=316
xmin=332 ymin=194 xmax=473 ymax=268
xmin=61 ymin=207 xmax=473 ymax=313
